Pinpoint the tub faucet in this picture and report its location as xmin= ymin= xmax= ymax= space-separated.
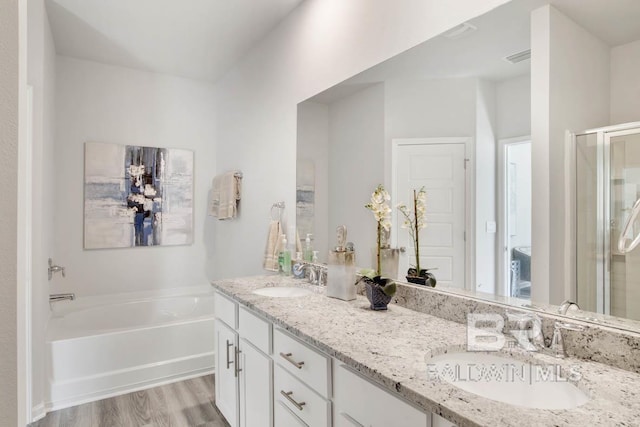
xmin=48 ymin=258 xmax=66 ymax=280
xmin=49 ymin=293 xmax=75 ymax=303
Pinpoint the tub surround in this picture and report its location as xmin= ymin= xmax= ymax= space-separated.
xmin=211 ymin=275 xmax=640 ymax=427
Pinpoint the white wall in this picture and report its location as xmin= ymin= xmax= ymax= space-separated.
xmin=0 ymin=0 xmax=19 ymax=423
xmin=54 ymin=57 xmax=217 ymax=296
xmin=297 ymin=101 xmax=329 ymax=259
xmin=384 ymin=78 xmax=477 ymax=141
xmin=475 ymin=80 xmax=497 ymax=293
xmin=496 ymin=73 xmax=531 ymax=139
xmin=611 ymin=39 xmax=640 ymax=124
xmin=212 ymin=0 xmax=511 ymax=279
xmin=329 ymin=84 xmax=385 ymax=262
xmin=531 ymin=5 xmax=610 ymax=304
xmin=27 ymin=0 xmax=57 ymax=418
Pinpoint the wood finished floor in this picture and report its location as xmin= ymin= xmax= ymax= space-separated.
xmin=31 ymin=375 xmax=230 ymax=427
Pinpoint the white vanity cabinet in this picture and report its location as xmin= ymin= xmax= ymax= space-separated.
xmin=214 ymin=292 xmax=273 ymax=427
xmin=214 ymin=318 xmax=239 ymax=426
xmin=333 ymin=363 xmax=429 ymax=427
xmin=213 ymin=289 xmax=456 ymax=427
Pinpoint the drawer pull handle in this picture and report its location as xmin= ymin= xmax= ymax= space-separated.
xmin=280 ymin=352 xmax=305 ymax=369
xmin=226 ymin=340 xmax=234 ymax=369
xmin=280 ymin=390 xmax=306 ymax=411
xmin=340 ymin=412 xmax=365 ymax=427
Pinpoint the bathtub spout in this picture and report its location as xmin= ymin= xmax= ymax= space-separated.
xmin=50 ymin=293 xmax=75 ymax=303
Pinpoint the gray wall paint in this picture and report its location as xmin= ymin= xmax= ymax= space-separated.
xmin=0 ymin=0 xmax=19 ymax=424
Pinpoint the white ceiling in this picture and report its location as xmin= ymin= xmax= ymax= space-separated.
xmin=45 ymin=0 xmax=304 ymax=82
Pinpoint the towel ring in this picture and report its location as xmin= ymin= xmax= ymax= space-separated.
xmin=618 ymin=197 xmax=640 ymax=254
xmin=271 ymin=201 xmax=285 ymax=222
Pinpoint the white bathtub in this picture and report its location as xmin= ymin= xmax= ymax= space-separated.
xmin=46 ymin=286 xmax=215 ymax=411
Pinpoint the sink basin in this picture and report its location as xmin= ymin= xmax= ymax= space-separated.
xmin=252 ymin=287 xmax=313 ymax=298
xmin=426 ymin=352 xmax=589 ymax=410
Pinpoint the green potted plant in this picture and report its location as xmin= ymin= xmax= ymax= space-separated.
xmin=397 ymin=187 xmax=436 ymax=287
xmin=358 ymin=184 xmax=397 ymax=310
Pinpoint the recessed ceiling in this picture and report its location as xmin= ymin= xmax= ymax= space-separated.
xmin=45 ymin=0 xmax=304 ymax=82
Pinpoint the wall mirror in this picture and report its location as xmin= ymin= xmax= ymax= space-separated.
xmin=296 ymin=0 xmax=640 ymax=332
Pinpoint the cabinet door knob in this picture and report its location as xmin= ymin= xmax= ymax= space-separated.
xmin=279 ymin=352 xmax=305 ymax=369
xmin=280 ymin=390 xmax=306 ymax=411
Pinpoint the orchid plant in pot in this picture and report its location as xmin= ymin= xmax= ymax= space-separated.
xmin=397 ymin=187 xmax=436 ymax=287
xmin=358 ymin=184 xmax=397 ymax=310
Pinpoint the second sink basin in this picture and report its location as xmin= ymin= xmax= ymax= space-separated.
xmin=252 ymin=286 xmax=313 ymax=298
xmin=427 ymin=352 xmax=589 ymax=410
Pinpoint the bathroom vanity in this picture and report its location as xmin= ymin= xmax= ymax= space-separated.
xmin=211 ymin=276 xmax=640 ymax=427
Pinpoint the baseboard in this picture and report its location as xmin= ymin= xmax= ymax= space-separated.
xmin=30 ymin=402 xmax=46 ymax=423
xmin=46 ymin=352 xmax=214 ymax=412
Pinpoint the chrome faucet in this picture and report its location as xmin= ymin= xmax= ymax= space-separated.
xmin=506 ymin=311 xmax=545 ymax=351
xmin=506 ymin=310 xmax=584 ymax=357
xmin=49 ymin=293 xmax=75 ymax=303
xmin=303 ymin=262 xmax=327 ymax=286
xmin=550 ymin=321 xmax=584 ymax=358
xmin=558 ymin=300 xmax=580 ymax=315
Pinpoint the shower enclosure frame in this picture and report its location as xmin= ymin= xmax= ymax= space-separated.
xmin=571 ymin=121 xmax=640 ymax=316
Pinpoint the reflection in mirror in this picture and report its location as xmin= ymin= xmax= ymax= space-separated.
xmin=296 ymin=0 xmax=640 ymax=328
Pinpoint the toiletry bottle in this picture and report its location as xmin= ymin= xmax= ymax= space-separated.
xmin=327 ymin=225 xmax=356 ymax=301
xmin=282 ymin=237 xmax=291 ymax=276
xmin=278 ymin=234 xmax=285 ymax=275
xmin=304 ymin=234 xmax=314 ymax=261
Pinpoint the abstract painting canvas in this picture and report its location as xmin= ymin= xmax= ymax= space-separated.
xmin=296 ymin=159 xmax=315 ymax=240
xmin=84 ymin=142 xmax=194 ymax=249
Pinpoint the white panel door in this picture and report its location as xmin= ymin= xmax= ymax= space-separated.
xmin=239 ymin=339 xmax=273 ymax=427
xmin=394 ymin=142 xmax=466 ymax=288
xmin=215 ymin=319 xmax=239 ymax=427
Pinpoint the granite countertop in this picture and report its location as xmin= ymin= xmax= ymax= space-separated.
xmin=211 ymin=275 xmax=640 ymax=427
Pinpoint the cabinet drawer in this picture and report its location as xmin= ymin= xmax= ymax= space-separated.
xmin=334 ymin=363 xmax=428 ymax=427
xmin=214 ymin=291 xmax=237 ymax=329
xmin=239 ymin=306 xmax=271 ymax=354
xmin=275 ymin=401 xmax=308 ymax=427
xmin=275 ymin=365 xmax=330 ymax=427
xmin=274 ymin=328 xmax=330 ymax=398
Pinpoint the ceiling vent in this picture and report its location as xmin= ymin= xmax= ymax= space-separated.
xmin=442 ymin=22 xmax=477 ymax=40
xmin=504 ymin=49 xmax=531 ymax=64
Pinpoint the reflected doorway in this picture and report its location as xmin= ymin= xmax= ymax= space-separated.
xmin=498 ymin=137 xmax=532 ymax=299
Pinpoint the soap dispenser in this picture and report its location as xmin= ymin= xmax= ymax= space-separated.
xmin=281 ymin=235 xmax=291 ymax=276
xmin=327 ymin=225 xmax=356 ymax=301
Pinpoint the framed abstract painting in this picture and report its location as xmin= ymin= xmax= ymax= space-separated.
xmin=84 ymin=142 xmax=194 ymax=249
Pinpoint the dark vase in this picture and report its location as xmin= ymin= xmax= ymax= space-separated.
xmin=362 ymin=277 xmax=393 ymax=310
xmin=406 ymin=268 xmax=436 ymax=287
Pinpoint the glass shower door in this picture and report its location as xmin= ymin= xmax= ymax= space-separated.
xmin=608 ymin=129 xmax=640 ymax=320
xmin=575 ymin=133 xmax=598 ymax=313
